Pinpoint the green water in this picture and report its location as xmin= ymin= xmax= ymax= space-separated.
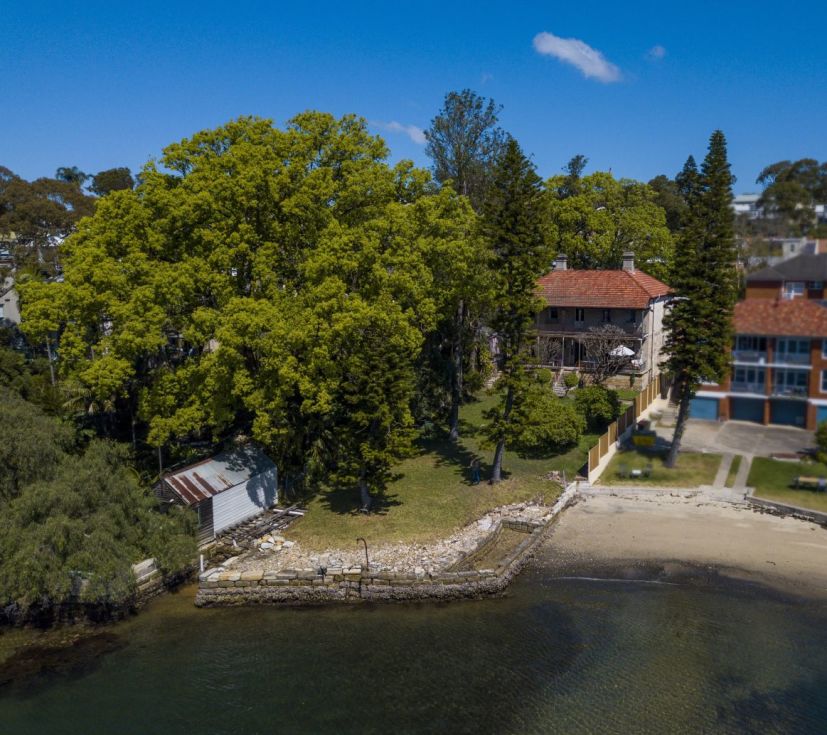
xmin=2 ymin=558 xmax=827 ymax=734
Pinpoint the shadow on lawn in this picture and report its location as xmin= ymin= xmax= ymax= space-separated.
xmin=315 ymin=485 xmax=403 ymax=516
xmin=419 ymin=429 xmax=508 ymax=485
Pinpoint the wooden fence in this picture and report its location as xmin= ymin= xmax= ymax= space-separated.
xmin=586 ymin=375 xmax=662 ymax=479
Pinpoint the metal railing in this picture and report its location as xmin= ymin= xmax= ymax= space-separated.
xmin=730 ymin=381 xmax=766 ymax=394
xmin=731 ymin=350 xmax=767 ymax=363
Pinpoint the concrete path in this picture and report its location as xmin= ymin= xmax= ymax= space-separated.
xmin=713 ymin=453 xmax=734 ymax=488
xmin=733 ymin=454 xmax=753 ymax=491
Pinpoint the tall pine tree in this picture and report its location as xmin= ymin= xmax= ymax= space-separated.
xmin=664 ymin=131 xmax=736 ymax=467
xmin=480 ymin=138 xmax=551 ymax=482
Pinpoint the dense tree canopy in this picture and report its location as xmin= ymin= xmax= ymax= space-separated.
xmin=544 ymin=171 xmax=674 ymax=281
xmin=756 ymin=158 xmax=827 ymax=234
xmin=21 ymin=113 xmax=476 ymax=508
xmin=89 ymin=167 xmax=135 ymax=196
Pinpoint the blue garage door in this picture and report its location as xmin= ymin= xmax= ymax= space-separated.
xmin=689 ymin=397 xmax=719 ymax=421
xmin=730 ymin=397 xmax=765 ymax=423
xmin=817 ymin=406 xmax=827 ymax=427
xmin=770 ymin=400 xmax=807 ymax=427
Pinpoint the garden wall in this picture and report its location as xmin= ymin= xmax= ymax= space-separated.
xmin=587 ymin=375 xmax=662 ymax=484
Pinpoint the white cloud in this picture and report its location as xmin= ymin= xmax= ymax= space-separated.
xmin=374 ymin=121 xmax=426 ymax=145
xmin=647 ymin=44 xmax=666 ymax=60
xmin=532 ymin=31 xmax=621 ymax=83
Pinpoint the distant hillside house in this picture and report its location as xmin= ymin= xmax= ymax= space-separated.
xmin=534 ymin=252 xmax=672 ymax=388
xmin=159 ymin=444 xmax=278 ymax=545
xmin=746 ymin=253 xmax=827 ymax=301
xmin=0 ymin=276 xmax=20 ymax=325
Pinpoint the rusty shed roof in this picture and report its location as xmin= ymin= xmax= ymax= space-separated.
xmin=162 ymin=444 xmax=276 ymax=506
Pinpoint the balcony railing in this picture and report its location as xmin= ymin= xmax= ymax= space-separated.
xmin=730 ymin=381 xmax=766 ymax=394
xmin=732 ymin=350 xmax=767 ymax=363
xmin=773 ymin=353 xmax=810 ymax=366
xmin=772 ymin=385 xmax=808 ymax=397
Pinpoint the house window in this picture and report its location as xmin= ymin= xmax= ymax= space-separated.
xmin=810 ymin=281 xmax=824 ymax=290
xmin=822 ymin=370 xmax=827 ymax=393
xmin=575 ymin=308 xmax=585 ymax=324
xmin=627 ymin=310 xmax=636 ymax=323
xmin=735 ymin=335 xmax=767 ymax=353
xmin=776 ymin=338 xmax=810 ymax=360
xmin=783 ymin=281 xmax=805 ymax=299
xmin=823 ymin=340 xmax=827 ymax=359
xmin=547 ymin=308 xmax=558 ymax=322
xmin=601 ymin=309 xmax=611 ymax=323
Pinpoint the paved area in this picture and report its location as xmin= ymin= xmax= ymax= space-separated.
xmin=661 ymin=419 xmax=814 ymax=457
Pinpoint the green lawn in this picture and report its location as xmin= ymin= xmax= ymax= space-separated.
xmin=615 ymin=388 xmax=640 ymax=403
xmin=748 ymin=457 xmax=827 ymax=512
xmin=599 ymin=449 xmax=722 ymax=487
xmin=287 ymin=393 xmax=598 ymax=549
xmin=725 ymin=455 xmax=742 ymax=488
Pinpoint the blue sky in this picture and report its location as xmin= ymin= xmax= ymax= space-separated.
xmin=2 ymin=1 xmax=826 ymax=193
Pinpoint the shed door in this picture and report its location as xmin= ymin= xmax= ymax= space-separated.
xmin=689 ymin=397 xmax=718 ymax=421
xmin=196 ymin=499 xmax=215 ymax=545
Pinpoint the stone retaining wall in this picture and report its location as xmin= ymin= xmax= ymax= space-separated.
xmin=746 ymin=492 xmax=827 ymax=526
xmin=196 ymin=481 xmax=579 ymax=608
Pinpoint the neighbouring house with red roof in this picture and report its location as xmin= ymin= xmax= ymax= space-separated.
xmin=689 ymin=298 xmax=827 ymax=430
xmin=534 ymin=252 xmax=673 ymax=388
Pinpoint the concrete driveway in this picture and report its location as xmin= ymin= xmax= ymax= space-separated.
xmin=676 ymin=419 xmax=814 ymax=457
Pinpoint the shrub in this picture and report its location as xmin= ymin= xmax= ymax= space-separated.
xmin=512 ymin=384 xmax=585 ymax=454
xmin=563 ymin=372 xmax=579 ymax=389
xmin=535 ymin=368 xmax=553 ymax=384
xmin=575 ymin=385 xmax=622 ymax=432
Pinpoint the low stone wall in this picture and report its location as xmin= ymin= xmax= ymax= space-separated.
xmin=196 ymin=482 xmax=579 ymax=607
xmin=746 ymin=492 xmax=827 ymax=526
xmin=196 ymin=523 xmax=543 ymax=606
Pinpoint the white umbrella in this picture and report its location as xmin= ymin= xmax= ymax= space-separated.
xmin=609 ymin=345 xmax=635 ymax=357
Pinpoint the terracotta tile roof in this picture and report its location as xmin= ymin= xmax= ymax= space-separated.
xmin=536 ymin=268 xmax=672 ymax=309
xmin=734 ymin=298 xmax=827 ymax=337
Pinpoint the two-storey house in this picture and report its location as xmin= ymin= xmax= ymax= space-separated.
xmin=690 ymin=298 xmax=827 ymax=429
xmin=534 ymin=252 xmax=672 ymax=388
xmin=746 ymin=252 xmax=827 ymax=301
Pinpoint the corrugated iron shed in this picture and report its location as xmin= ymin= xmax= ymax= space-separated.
xmin=163 ymin=444 xmax=276 ymax=506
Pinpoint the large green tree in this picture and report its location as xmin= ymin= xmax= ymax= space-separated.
xmin=424 ymin=89 xmax=507 ymax=211
xmin=663 ymin=132 xmax=737 ymax=467
xmin=480 ymin=138 xmax=552 ymax=483
xmin=21 ymin=114 xmax=468 ymax=510
xmin=544 ymin=171 xmax=674 ymax=280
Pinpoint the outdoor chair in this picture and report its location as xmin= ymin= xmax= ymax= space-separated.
xmin=618 ymin=463 xmax=629 ymax=479
xmin=642 ymin=463 xmax=653 ymax=478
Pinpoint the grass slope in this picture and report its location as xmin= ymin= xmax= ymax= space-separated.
xmin=288 ymin=393 xmax=597 ymax=549
xmin=749 ymin=457 xmax=827 ymax=512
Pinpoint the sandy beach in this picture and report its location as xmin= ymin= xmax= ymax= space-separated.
xmin=544 ymin=489 xmax=827 ymax=599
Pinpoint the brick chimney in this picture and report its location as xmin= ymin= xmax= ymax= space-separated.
xmin=622 ymin=251 xmax=635 ymax=272
xmin=553 ymin=253 xmax=568 ymax=271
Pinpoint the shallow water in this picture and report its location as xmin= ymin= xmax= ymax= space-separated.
xmin=2 ymin=556 xmax=827 ymax=734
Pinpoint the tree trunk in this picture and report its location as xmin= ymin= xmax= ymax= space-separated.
xmin=666 ymin=378 xmax=692 ymax=468
xmin=448 ymin=301 xmax=464 ymax=441
xmin=490 ymin=383 xmax=515 ymax=483
xmin=359 ymin=469 xmax=372 ymax=512
xmin=45 ymin=335 xmax=56 ymax=387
